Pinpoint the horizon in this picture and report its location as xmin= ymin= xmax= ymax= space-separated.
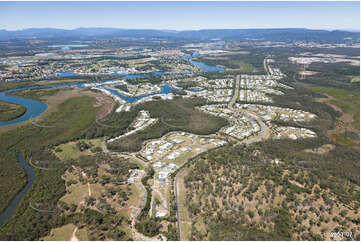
xmin=1 ymin=26 xmax=360 ymax=32
xmin=0 ymin=1 xmax=359 ymax=31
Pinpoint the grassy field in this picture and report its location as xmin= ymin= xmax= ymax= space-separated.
xmin=54 ymin=141 xmax=84 ymax=160
xmin=0 ymin=87 xmax=99 ymax=134
xmin=0 ymin=101 xmax=26 ymax=122
xmin=10 ymin=87 xmax=64 ymax=100
xmin=334 ymin=132 xmax=357 ymax=147
xmin=54 ymin=138 xmax=103 ymax=160
xmin=0 ymin=78 xmax=92 ymax=92
xmin=197 ymin=56 xmax=255 ymax=72
xmin=76 ymin=227 xmax=89 ymax=241
xmin=41 ymin=223 xmax=76 ymax=241
xmin=350 ymin=76 xmax=360 ymax=83
xmin=226 ymin=60 xmax=254 ymax=72
xmin=308 ymin=85 xmax=360 ymax=130
xmin=60 ymin=167 xmax=106 ymax=206
xmin=60 ymin=182 xmax=90 ymax=206
xmin=117 ymin=183 xmax=142 ymax=218
xmin=192 ymin=50 xmax=266 ymax=74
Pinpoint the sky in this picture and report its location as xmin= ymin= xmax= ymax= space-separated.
xmin=0 ymin=1 xmax=359 ymax=31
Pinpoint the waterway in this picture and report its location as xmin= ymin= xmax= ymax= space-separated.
xmin=48 ymin=44 xmax=88 ymax=50
xmin=0 ymin=51 xmax=223 ymax=226
xmin=188 ymin=52 xmax=224 ymax=73
xmin=0 ymin=152 xmax=35 ymax=227
xmin=0 ymin=52 xmax=220 ymax=127
xmin=104 ymin=85 xmax=173 ymax=103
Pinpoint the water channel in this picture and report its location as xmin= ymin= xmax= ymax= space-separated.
xmin=0 ymin=52 xmax=223 ymax=226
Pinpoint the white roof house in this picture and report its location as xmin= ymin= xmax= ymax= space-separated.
xmin=158 ymin=171 xmax=169 ymax=181
xmin=172 ymin=138 xmax=184 ymax=144
xmin=155 ymin=211 xmax=167 ymax=217
xmin=153 ymin=162 xmax=164 ymax=168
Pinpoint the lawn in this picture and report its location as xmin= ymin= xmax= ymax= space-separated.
xmin=308 ymin=86 xmax=360 ymax=130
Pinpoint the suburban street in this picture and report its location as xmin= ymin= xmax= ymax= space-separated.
xmin=238 ymin=110 xmax=268 ymax=144
xmin=228 ymin=75 xmax=240 ymax=109
xmin=264 ymin=54 xmax=271 ymax=76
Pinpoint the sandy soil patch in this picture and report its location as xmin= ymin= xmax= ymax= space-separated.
xmin=349 ymin=61 xmax=360 ymax=66
xmin=299 ymin=71 xmax=318 ymax=76
xmin=304 ymin=144 xmax=335 ymax=154
xmin=71 ymin=227 xmax=79 ymax=242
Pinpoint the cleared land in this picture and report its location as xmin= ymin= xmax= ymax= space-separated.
xmin=54 ymin=138 xmax=103 ymax=161
xmin=309 ymin=86 xmax=359 ymax=148
xmin=177 ymin=167 xmax=192 ymax=241
xmin=41 ymin=223 xmax=77 ymax=241
xmin=350 ymin=76 xmax=360 ymax=83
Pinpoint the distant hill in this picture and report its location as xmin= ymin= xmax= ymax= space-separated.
xmin=0 ymin=28 xmax=359 ymax=43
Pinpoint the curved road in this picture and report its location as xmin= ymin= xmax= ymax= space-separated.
xmin=264 ymin=55 xmax=271 ymax=76
xmin=238 ymin=110 xmax=267 ymax=145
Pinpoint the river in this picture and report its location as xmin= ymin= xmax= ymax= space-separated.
xmin=0 ymin=152 xmax=35 ymax=227
xmin=0 ymin=52 xmax=223 ymax=226
xmin=0 ymin=52 xmax=223 ymax=127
